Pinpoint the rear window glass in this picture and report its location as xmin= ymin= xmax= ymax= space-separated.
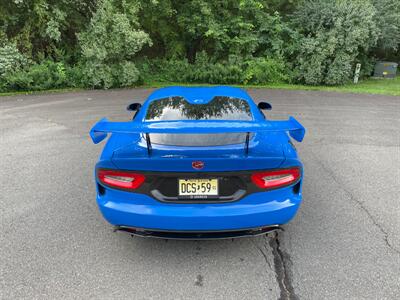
xmin=145 ymin=96 xmax=252 ymax=121
xmin=144 ymin=96 xmax=253 ymax=146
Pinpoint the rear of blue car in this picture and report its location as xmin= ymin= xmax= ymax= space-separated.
xmin=91 ymin=87 xmax=305 ymax=239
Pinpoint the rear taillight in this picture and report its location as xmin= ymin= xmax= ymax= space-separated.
xmin=97 ymin=169 xmax=145 ymax=189
xmin=251 ymin=167 xmax=301 ymax=189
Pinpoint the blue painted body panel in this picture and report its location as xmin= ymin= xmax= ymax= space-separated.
xmin=97 ymin=185 xmax=301 ymax=231
xmin=90 ymin=86 xmax=306 ymax=232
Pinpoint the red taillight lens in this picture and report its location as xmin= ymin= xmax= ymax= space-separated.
xmin=97 ymin=169 xmax=145 ymax=189
xmin=251 ymin=167 xmax=301 ymax=189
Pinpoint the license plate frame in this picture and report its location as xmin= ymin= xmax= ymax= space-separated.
xmin=178 ymin=178 xmax=219 ymax=198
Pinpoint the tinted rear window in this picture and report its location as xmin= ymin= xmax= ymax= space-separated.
xmin=145 ymin=96 xmax=252 ymax=121
xmin=144 ymin=96 xmax=253 ymax=146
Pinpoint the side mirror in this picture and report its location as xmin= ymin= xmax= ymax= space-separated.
xmin=258 ymin=102 xmax=272 ymax=110
xmin=127 ymin=103 xmax=142 ymax=111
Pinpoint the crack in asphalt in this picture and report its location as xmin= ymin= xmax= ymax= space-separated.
xmin=252 ymin=233 xmax=298 ymax=300
xmin=268 ymin=232 xmax=299 ymax=300
xmin=312 ymin=152 xmax=400 ymax=256
xmin=251 ymin=238 xmax=273 ymax=271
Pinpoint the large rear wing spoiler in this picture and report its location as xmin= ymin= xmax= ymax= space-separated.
xmin=90 ymin=117 xmax=305 ymax=154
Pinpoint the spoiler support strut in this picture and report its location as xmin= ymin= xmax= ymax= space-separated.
xmin=245 ymin=132 xmax=250 ymax=156
xmin=145 ymin=133 xmax=152 ymax=156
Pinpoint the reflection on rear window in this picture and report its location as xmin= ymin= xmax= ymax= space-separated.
xmin=144 ymin=96 xmax=253 ymax=146
xmin=145 ymin=96 xmax=253 ymax=121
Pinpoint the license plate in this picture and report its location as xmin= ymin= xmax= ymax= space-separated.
xmin=178 ymin=178 xmax=218 ymax=197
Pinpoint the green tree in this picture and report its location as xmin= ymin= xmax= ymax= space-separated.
xmin=78 ymin=0 xmax=151 ymax=88
xmin=292 ymin=0 xmax=378 ymax=85
xmin=0 ymin=0 xmax=96 ymax=61
xmin=140 ymin=0 xmax=288 ymax=62
xmin=372 ymin=0 xmax=400 ymax=59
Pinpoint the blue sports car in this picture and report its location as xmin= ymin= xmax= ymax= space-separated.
xmin=90 ymin=86 xmax=306 ymax=239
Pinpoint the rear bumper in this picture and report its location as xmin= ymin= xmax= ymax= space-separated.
xmin=114 ymin=225 xmax=282 ymax=239
xmin=96 ymin=184 xmax=302 ymax=231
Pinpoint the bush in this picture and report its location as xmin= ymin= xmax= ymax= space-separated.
xmin=64 ymin=64 xmax=86 ymax=88
xmin=80 ymin=61 xmax=141 ymax=89
xmin=139 ymin=53 xmax=290 ymax=85
xmin=0 ymin=41 xmax=30 ymax=91
xmin=2 ymin=60 xmax=68 ymax=91
xmin=0 ymin=42 xmax=29 ymax=77
xmin=184 ymin=53 xmax=243 ymax=84
xmin=243 ymin=57 xmax=289 ymax=84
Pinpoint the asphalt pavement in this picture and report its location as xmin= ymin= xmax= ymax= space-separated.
xmin=1 ymin=88 xmax=399 ymax=299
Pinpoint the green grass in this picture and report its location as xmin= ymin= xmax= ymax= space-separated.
xmin=1 ymin=76 xmax=399 ymax=97
xmin=0 ymin=87 xmax=84 ymax=97
xmin=145 ymin=76 xmax=400 ymax=96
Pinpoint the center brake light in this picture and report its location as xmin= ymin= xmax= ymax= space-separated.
xmin=98 ymin=169 xmax=145 ymax=189
xmin=251 ymin=167 xmax=301 ymax=189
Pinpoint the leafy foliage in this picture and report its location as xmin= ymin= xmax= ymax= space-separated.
xmin=292 ymin=0 xmax=378 ymax=85
xmin=0 ymin=0 xmax=398 ymax=92
xmin=140 ymin=0 xmax=289 ymax=61
xmin=2 ymin=60 xmax=67 ymax=91
xmin=139 ymin=52 xmax=288 ymax=85
xmin=243 ymin=57 xmax=289 ymax=84
xmin=0 ymin=0 xmax=96 ymax=59
xmin=78 ymin=0 xmax=151 ymax=88
xmin=0 ymin=41 xmax=29 ymax=77
xmin=372 ymin=0 xmax=400 ymax=57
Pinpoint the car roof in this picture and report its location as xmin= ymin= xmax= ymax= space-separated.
xmin=146 ymin=86 xmax=253 ymax=104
